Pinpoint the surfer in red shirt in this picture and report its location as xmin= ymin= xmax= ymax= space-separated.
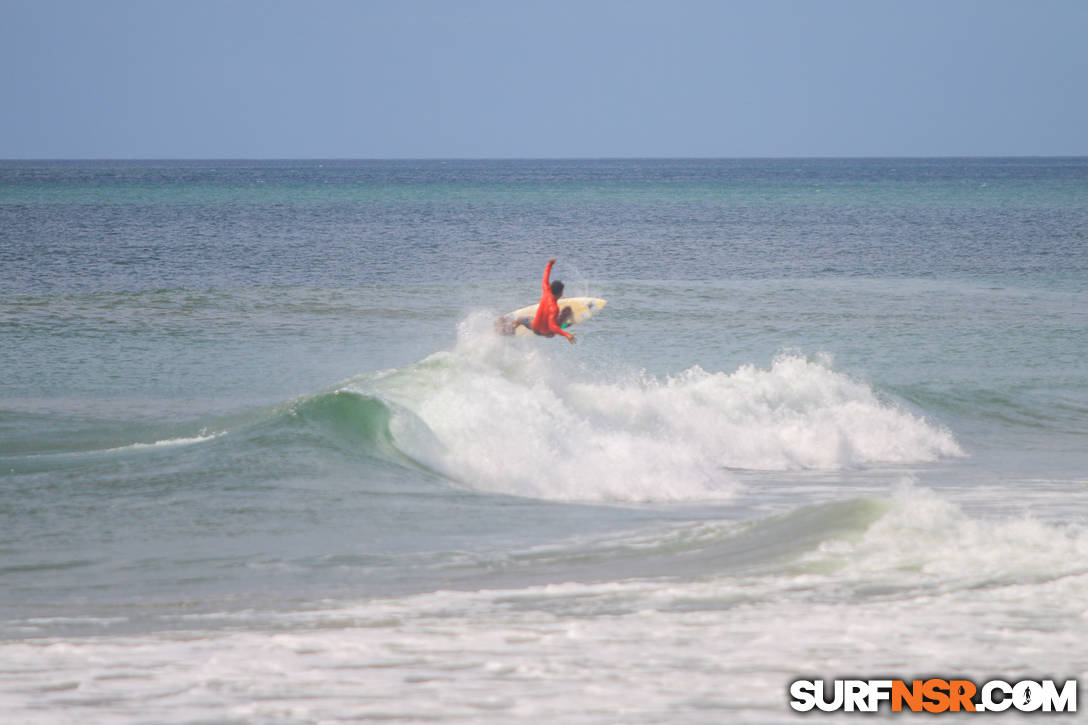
xmin=498 ymin=258 xmax=577 ymax=341
xmin=531 ymin=257 xmax=576 ymax=343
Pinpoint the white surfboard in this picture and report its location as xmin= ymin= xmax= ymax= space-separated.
xmin=494 ymin=297 xmax=607 ymax=337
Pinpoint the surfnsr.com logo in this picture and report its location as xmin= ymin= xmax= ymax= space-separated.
xmin=789 ymin=679 xmax=1078 ymax=713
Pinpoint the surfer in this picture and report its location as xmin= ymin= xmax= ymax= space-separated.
xmin=513 ymin=257 xmax=576 ymax=343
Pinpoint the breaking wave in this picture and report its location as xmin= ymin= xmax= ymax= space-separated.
xmin=320 ymin=313 xmax=963 ymax=502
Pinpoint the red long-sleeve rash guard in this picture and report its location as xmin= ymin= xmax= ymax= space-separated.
xmin=531 ymin=259 xmax=573 ymax=339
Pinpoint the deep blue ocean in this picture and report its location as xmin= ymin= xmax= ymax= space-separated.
xmin=2 ymin=158 xmax=1086 ymax=722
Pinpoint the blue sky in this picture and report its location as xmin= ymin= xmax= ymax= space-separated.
xmin=2 ymin=0 xmax=1086 ymax=158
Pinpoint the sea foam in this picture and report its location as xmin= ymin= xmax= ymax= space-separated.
xmin=355 ymin=314 xmax=963 ymax=503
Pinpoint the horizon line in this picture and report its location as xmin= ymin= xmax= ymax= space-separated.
xmin=3 ymin=154 xmax=1087 ymax=163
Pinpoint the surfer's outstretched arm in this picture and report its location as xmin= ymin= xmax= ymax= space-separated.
xmin=541 ymin=257 xmax=557 ymax=294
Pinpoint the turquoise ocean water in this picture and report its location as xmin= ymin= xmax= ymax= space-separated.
xmin=1 ymin=159 xmax=1087 ymax=722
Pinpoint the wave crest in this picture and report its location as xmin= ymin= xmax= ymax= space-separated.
xmin=338 ymin=318 xmax=963 ymax=502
